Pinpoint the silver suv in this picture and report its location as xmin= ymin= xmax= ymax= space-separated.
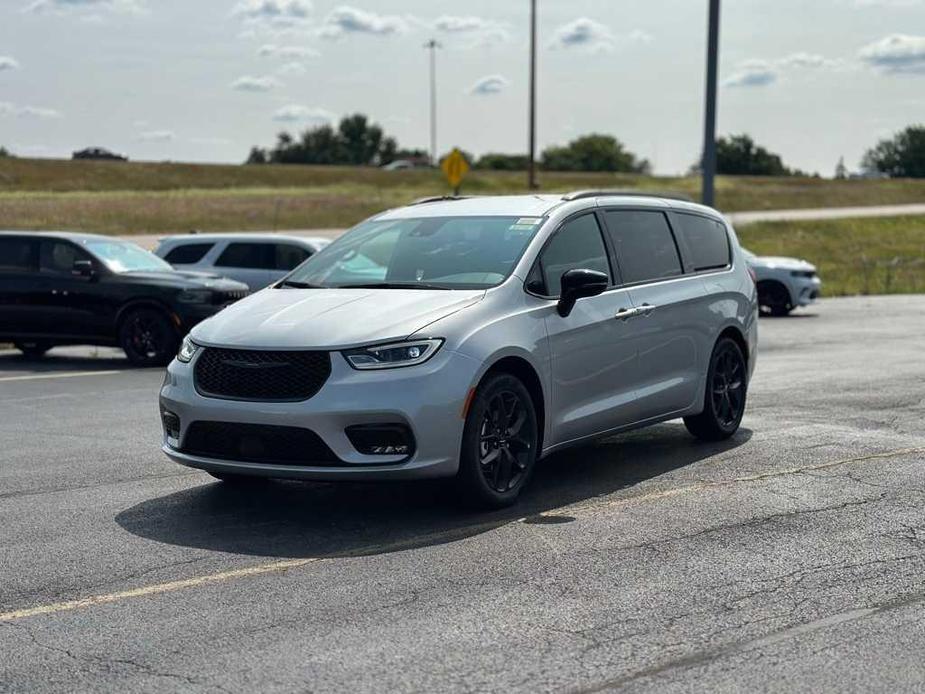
xmin=160 ymin=192 xmax=758 ymax=508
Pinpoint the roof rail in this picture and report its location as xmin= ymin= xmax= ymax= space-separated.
xmin=410 ymin=195 xmax=472 ymax=206
xmin=562 ymin=189 xmax=694 ymax=203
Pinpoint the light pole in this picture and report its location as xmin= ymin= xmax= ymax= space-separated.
xmin=424 ymin=39 xmax=441 ymax=167
xmin=701 ymin=0 xmax=721 ymax=207
xmin=528 ymin=0 xmax=538 ymax=189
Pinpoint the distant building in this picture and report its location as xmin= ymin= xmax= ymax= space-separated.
xmin=72 ymin=147 xmax=127 ymax=161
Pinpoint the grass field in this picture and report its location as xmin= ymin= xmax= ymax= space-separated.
xmin=738 ymin=216 xmax=925 ymax=297
xmin=2 ymin=157 xmax=925 ymax=235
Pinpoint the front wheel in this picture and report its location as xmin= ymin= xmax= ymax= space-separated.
xmin=118 ymin=308 xmax=178 ymax=367
xmin=455 ymin=373 xmax=539 ymax=509
xmin=684 ymin=338 xmax=748 ymax=441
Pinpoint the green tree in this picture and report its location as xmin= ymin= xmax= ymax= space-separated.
xmin=475 ymin=153 xmax=529 ymax=171
xmin=541 ymin=134 xmax=650 ymax=173
xmin=0 ymin=146 xmax=13 ymax=158
xmin=338 ymin=113 xmax=384 ymax=165
xmin=715 ymin=134 xmax=791 ymax=176
xmin=862 ymin=125 xmax=925 ymax=178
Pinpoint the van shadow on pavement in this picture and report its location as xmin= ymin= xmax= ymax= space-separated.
xmin=0 ymin=347 xmax=131 ymax=374
xmin=116 ymin=423 xmax=752 ymax=560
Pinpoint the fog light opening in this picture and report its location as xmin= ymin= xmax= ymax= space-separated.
xmin=161 ymin=410 xmax=181 ymax=440
xmin=345 ymin=424 xmax=415 ymax=458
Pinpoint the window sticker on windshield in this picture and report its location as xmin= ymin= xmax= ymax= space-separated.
xmin=509 ymin=217 xmax=542 ymax=232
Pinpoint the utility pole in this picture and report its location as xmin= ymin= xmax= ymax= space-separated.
xmin=424 ymin=39 xmax=441 ymax=167
xmin=702 ymin=0 xmax=721 ymax=207
xmin=527 ymin=0 xmax=538 ymax=189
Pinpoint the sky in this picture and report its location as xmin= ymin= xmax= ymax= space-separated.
xmin=1 ymin=0 xmax=924 ymax=176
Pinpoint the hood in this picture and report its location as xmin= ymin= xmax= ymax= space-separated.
xmin=120 ymin=270 xmax=248 ymax=291
xmin=191 ymin=287 xmax=486 ymax=350
xmin=747 ymin=255 xmax=816 ymax=272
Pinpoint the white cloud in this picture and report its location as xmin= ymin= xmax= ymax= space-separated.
xmin=24 ymin=0 xmax=145 ymax=15
xmin=258 ymin=44 xmax=319 ymax=58
xmin=859 ymin=34 xmax=925 ymax=73
xmin=232 ymin=0 xmax=312 ymax=22
xmin=723 ymin=60 xmax=778 ymax=88
xmin=469 ymin=74 xmax=509 ymax=95
xmin=319 ymin=6 xmax=407 ymax=39
xmin=433 ymin=15 xmax=510 ymax=46
xmin=0 ymin=56 xmax=20 ymax=71
xmin=137 ymin=129 xmax=174 ymax=142
xmin=549 ymin=18 xmax=615 ymax=52
xmin=778 ymin=52 xmax=840 ymax=69
xmin=272 ymin=104 xmax=335 ymax=123
xmin=0 ymin=101 xmax=61 ymax=118
xmin=231 ymin=75 xmax=282 ymax=92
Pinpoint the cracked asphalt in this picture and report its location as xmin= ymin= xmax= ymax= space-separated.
xmin=1 ymin=295 xmax=923 ymax=693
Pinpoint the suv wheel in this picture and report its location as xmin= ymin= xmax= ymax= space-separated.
xmin=14 ymin=341 xmax=51 ymax=359
xmin=758 ymin=282 xmax=792 ymax=317
xmin=118 ymin=308 xmax=179 ymax=367
xmin=684 ymin=337 xmax=747 ymax=441
xmin=456 ymin=373 xmax=539 ymax=509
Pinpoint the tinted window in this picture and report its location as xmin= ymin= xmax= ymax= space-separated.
xmin=0 ymin=238 xmax=37 ymax=272
xmin=275 ymin=244 xmax=311 ymax=271
xmin=602 ymin=210 xmax=683 ymax=284
xmin=216 ymin=243 xmax=273 ymax=269
xmin=537 ymin=214 xmax=610 ymax=297
xmin=673 ymin=214 xmax=731 ymax=271
xmin=40 ymin=241 xmax=91 ymax=274
xmin=164 ymin=243 xmax=214 ymax=265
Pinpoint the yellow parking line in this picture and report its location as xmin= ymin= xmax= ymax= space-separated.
xmin=0 ymin=558 xmax=319 ymax=622
xmin=0 ymin=370 xmax=123 ymax=383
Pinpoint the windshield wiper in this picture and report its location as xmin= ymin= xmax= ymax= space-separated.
xmin=337 ymin=282 xmax=450 ymax=290
xmin=277 ymin=280 xmax=324 ymax=289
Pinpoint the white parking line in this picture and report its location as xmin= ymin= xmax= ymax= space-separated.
xmin=0 ymin=370 xmax=123 ymax=383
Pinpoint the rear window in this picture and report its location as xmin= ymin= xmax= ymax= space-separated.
xmin=673 ymin=214 xmax=731 ymax=272
xmin=163 ymin=242 xmax=214 ymax=265
xmin=602 ymin=210 xmax=683 ymax=284
xmin=0 ymin=238 xmax=37 ymax=272
xmin=216 ymin=243 xmax=274 ymax=270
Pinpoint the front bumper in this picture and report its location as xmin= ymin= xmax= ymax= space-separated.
xmin=159 ymin=347 xmax=480 ymax=481
xmin=791 ymin=276 xmax=823 ymax=307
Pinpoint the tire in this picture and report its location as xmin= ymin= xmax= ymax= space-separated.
xmin=14 ymin=341 xmax=51 ymax=358
xmin=118 ymin=307 xmax=179 ymax=367
xmin=455 ymin=372 xmax=539 ymax=509
xmin=758 ymin=282 xmax=792 ymax=317
xmin=684 ymin=337 xmax=748 ymax=442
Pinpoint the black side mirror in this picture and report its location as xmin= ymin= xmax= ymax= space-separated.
xmin=72 ymin=259 xmax=95 ymax=278
xmin=557 ymin=269 xmax=609 ymax=317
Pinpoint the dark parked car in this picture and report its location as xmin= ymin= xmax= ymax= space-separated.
xmin=72 ymin=147 xmax=127 ymax=161
xmin=0 ymin=232 xmax=249 ymax=365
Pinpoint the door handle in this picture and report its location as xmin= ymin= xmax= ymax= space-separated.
xmin=639 ymin=303 xmax=657 ymax=317
xmin=615 ymin=307 xmax=640 ymax=321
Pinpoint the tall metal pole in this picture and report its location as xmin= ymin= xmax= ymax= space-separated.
xmin=528 ymin=0 xmax=538 ymax=189
xmin=702 ymin=0 xmax=721 ymax=207
xmin=424 ymin=39 xmax=440 ymax=167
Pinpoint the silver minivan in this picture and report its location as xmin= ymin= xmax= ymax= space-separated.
xmin=160 ymin=193 xmax=758 ymax=508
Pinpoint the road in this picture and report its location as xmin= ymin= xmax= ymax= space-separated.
xmin=1 ymin=295 xmax=924 ymax=692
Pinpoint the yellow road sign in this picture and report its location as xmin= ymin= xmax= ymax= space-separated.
xmin=441 ymin=148 xmax=470 ymax=190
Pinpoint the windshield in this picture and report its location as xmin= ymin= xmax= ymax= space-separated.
xmin=86 ymin=240 xmax=173 ymax=273
xmin=285 ymin=215 xmax=545 ymax=289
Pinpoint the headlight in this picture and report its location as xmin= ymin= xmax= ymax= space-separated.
xmin=177 ymin=335 xmax=200 ymax=363
xmin=178 ymin=289 xmax=213 ymax=304
xmin=343 ymin=339 xmax=443 ymax=370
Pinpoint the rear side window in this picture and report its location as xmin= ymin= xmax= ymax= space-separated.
xmin=673 ymin=214 xmax=731 ymax=272
xmin=163 ymin=243 xmax=214 ymax=265
xmin=602 ymin=210 xmax=683 ymax=285
xmin=0 ymin=238 xmax=37 ymax=272
xmin=40 ymin=241 xmax=91 ymax=274
xmin=274 ymin=244 xmax=311 ymax=271
xmin=216 ymin=243 xmax=273 ymax=269
xmin=535 ymin=214 xmax=611 ymax=297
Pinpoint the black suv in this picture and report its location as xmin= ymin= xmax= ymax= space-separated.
xmin=0 ymin=232 xmax=249 ymax=366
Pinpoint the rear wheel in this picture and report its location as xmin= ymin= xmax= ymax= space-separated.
xmin=455 ymin=373 xmax=539 ymax=509
xmin=684 ymin=338 xmax=747 ymax=441
xmin=758 ymin=281 xmax=792 ymax=317
xmin=14 ymin=341 xmax=51 ymax=358
xmin=118 ymin=308 xmax=178 ymax=367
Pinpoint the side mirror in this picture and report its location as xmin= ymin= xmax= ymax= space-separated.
xmin=557 ymin=269 xmax=609 ymax=317
xmin=72 ymin=259 xmax=95 ymax=279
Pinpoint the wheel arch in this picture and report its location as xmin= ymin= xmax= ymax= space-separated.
xmin=718 ymin=325 xmax=750 ymax=370
xmin=479 ymin=355 xmax=547 ymax=455
xmin=115 ymin=299 xmax=181 ymax=335
xmin=756 ymin=278 xmax=792 ymax=307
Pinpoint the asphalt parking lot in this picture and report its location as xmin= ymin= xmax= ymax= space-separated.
xmin=1 ymin=295 xmax=924 ymax=693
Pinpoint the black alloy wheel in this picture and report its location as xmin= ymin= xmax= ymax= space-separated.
xmin=758 ymin=282 xmax=792 ymax=317
xmin=684 ymin=338 xmax=747 ymax=441
xmin=119 ymin=308 xmax=178 ymax=367
xmin=457 ymin=373 xmax=539 ymax=508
